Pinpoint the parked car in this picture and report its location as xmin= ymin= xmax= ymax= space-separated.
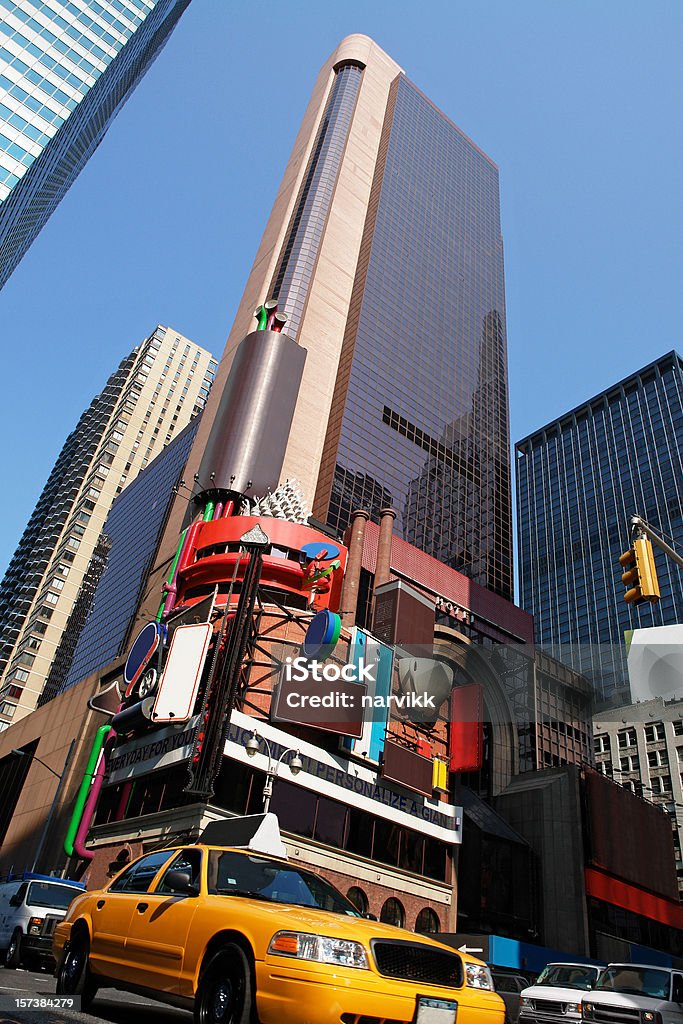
xmin=53 ymin=842 xmax=506 ymax=1024
xmin=520 ymin=962 xmax=604 ymax=1024
xmin=0 ymin=873 xmax=85 ymax=970
xmin=583 ymin=963 xmax=683 ymax=1024
xmin=492 ymin=971 xmax=530 ymax=1024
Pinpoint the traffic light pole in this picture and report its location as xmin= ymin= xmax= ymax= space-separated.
xmin=631 ymin=515 xmax=683 ymax=570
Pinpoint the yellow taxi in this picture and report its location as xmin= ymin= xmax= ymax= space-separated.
xmin=53 ymin=839 xmax=504 ymax=1024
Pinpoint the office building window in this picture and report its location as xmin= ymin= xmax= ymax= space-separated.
xmin=618 ymin=729 xmax=637 ymax=748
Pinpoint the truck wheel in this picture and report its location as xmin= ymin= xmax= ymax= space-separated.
xmin=56 ymin=932 xmax=98 ymax=1011
xmin=194 ymin=943 xmax=252 ymax=1024
xmin=4 ymin=930 xmax=22 ymax=969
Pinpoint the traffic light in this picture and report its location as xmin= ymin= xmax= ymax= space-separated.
xmin=619 ymin=537 xmax=660 ymax=605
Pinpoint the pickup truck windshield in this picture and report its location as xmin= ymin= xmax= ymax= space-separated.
xmin=26 ymin=882 xmax=79 ymax=911
xmin=537 ymin=966 xmax=600 ymax=990
xmin=595 ymin=967 xmax=671 ymax=1000
xmin=208 ymin=851 xmax=360 ymax=916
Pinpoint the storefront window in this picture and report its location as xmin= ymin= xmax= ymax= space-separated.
xmin=373 ymin=818 xmax=400 ymax=867
xmin=415 ymin=907 xmax=440 ymax=933
xmin=401 ymin=830 xmax=425 ymax=874
xmin=347 ymin=886 xmax=369 ymax=916
xmin=271 ymin=779 xmax=315 ymax=838
xmin=380 ymin=897 xmax=405 ymax=928
xmin=314 ymin=796 xmax=346 ymax=846
xmin=345 ymin=807 xmax=373 ymax=858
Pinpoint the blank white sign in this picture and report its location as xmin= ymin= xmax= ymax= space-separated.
xmin=152 ymin=622 xmax=212 ymax=723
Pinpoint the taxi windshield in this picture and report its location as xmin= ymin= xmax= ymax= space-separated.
xmin=208 ymin=851 xmax=360 ymax=916
xmin=594 ymin=967 xmax=671 ymax=999
xmin=536 ymin=965 xmax=600 ymax=990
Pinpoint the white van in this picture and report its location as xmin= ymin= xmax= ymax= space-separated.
xmin=0 ymin=874 xmax=85 ymax=969
xmin=583 ymin=964 xmax=683 ymax=1024
xmin=520 ymin=962 xmax=605 ymax=1024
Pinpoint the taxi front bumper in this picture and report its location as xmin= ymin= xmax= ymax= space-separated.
xmin=255 ymin=957 xmax=505 ymax=1024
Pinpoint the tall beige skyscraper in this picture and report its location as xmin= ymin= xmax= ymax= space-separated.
xmin=0 ymin=326 xmax=217 ymax=724
xmin=153 ymin=34 xmax=512 ymax=605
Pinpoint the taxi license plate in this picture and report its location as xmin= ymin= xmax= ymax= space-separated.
xmin=415 ymin=996 xmax=458 ymax=1024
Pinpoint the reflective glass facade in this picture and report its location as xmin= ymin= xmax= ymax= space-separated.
xmin=58 ymin=415 xmax=199 ymax=693
xmin=314 ymin=75 xmax=512 ymax=599
xmin=0 ymin=0 xmax=190 ymax=288
xmin=516 ymin=352 xmax=683 ymax=706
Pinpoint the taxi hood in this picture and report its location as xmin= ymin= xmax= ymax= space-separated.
xmin=218 ymin=895 xmax=485 ymax=965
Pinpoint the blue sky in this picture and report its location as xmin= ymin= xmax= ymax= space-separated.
xmin=0 ymin=0 xmax=680 ymax=579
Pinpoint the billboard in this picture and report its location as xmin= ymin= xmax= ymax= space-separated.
xmin=626 ymin=624 xmax=683 ymax=702
xmin=449 ymin=684 xmax=484 ymax=772
xmin=584 ymin=768 xmax=678 ymax=901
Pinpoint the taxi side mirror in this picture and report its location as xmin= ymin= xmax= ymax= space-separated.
xmin=163 ymin=869 xmax=198 ymax=896
xmin=363 ymin=913 xmax=378 ymax=921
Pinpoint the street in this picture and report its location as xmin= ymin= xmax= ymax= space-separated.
xmin=0 ymin=967 xmax=190 ymax=1024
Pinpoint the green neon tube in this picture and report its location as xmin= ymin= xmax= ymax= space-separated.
xmin=64 ymin=724 xmax=111 ymax=857
xmin=156 ymin=527 xmax=187 ymax=621
xmin=254 ymin=304 xmax=268 ymax=330
xmin=203 ymin=502 xmax=215 ymax=522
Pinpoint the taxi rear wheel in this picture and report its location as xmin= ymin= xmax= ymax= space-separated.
xmin=194 ymin=943 xmax=253 ymax=1024
xmin=56 ymin=932 xmax=98 ymax=1011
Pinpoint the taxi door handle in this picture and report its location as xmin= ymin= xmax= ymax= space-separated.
xmin=136 ymin=902 xmax=148 ymax=914
xmin=96 ymin=900 xmax=105 ymax=910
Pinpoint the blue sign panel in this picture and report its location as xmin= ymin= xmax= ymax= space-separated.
xmin=124 ymin=621 xmax=163 ymax=693
xmin=302 ymin=610 xmax=342 ymax=659
xmin=300 ymin=541 xmax=340 ymax=563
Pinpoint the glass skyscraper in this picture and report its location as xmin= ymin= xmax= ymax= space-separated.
xmin=314 ymin=78 xmax=511 ymax=599
xmin=44 ymin=415 xmax=200 ymax=700
xmin=0 ymin=0 xmax=190 ymax=288
xmin=203 ymin=36 xmax=513 ymax=603
xmin=516 ymin=351 xmax=683 ymax=706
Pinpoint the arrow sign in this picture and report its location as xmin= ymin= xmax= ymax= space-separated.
xmin=458 ymin=944 xmax=484 ymax=954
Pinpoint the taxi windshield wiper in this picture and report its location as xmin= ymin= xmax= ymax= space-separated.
xmin=216 ymin=888 xmax=275 ymax=901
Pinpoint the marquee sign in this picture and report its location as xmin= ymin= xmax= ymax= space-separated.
xmin=106 ymin=711 xmax=461 ymax=844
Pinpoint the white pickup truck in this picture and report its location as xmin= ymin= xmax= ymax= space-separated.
xmin=583 ymin=964 xmax=683 ymax=1024
xmin=520 ymin=962 xmax=605 ymax=1024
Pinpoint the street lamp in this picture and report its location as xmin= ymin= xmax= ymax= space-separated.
xmin=244 ymin=730 xmax=303 ymax=813
xmin=12 ymin=742 xmax=74 ymax=873
xmin=11 ymin=749 xmax=61 ymax=779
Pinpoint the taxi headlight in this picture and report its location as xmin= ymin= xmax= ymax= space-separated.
xmin=465 ymin=962 xmax=494 ymax=989
xmin=268 ymin=930 xmax=369 ymax=970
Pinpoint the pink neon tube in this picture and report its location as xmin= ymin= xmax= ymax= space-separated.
xmin=73 ymin=729 xmax=117 ymax=861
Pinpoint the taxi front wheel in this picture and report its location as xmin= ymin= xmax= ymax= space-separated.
xmin=194 ymin=943 xmax=253 ymax=1024
xmin=56 ymin=932 xmax=98 ymax=1012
